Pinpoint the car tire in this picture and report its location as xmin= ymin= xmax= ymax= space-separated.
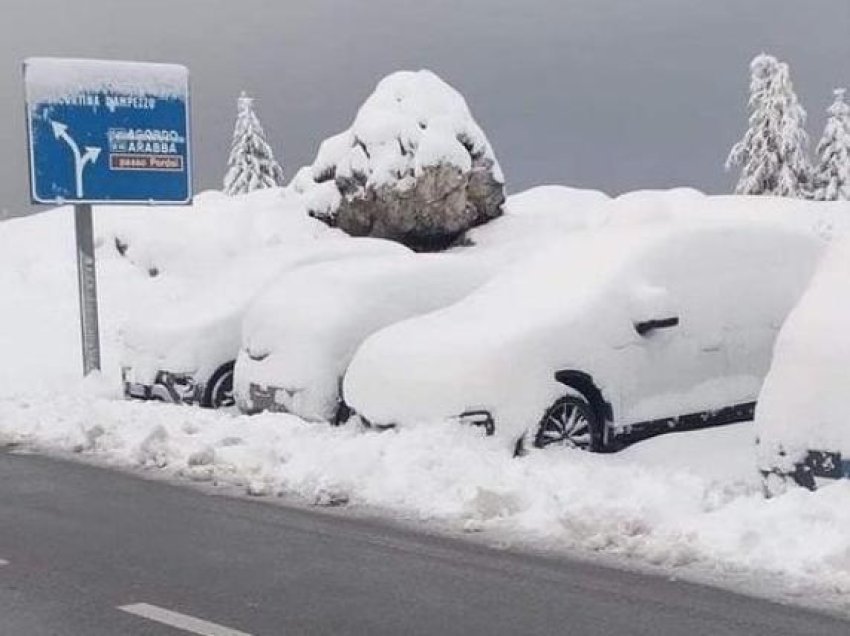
xmin=332 ymin=399 xmax=353 ymax=427
xmin=202 ymin=362 xmax=236 ymax=409
xmin=533 ymin=388 xmax=604 ymax=452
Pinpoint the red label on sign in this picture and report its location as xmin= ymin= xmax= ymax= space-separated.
xmin=110 ymin=154 xmax=184 ymax=172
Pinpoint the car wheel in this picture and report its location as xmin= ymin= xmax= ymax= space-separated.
xmin=203 ymin=362 xmax=236 ymax=409
xmin=534 ymin=388 xmax=602 ymax=451
xmin=333 ymin=399 xmax=353 ymax=427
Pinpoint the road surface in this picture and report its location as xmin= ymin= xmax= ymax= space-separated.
xmin=0 ymin=446 xmax=846 ymax=635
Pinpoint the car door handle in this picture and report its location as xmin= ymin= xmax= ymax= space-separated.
xmin=634 ymin=316 xmax=679 ymax=336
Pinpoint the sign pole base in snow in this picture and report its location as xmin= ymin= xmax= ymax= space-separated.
xmin=74 ymin=204 xmax=101 ymax=376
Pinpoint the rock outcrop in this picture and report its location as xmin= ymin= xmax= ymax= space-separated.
xmin=293 ymin=70 xmax=505 ymax=251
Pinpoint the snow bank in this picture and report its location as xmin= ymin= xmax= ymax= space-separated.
xmin=756 ymin=233 xmax=850 ymax=470
xmin=6 ymin=386 xmax=850 ymax=599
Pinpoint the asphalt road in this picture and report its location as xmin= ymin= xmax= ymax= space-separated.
xmin=0 ymin=447 xmax=847 ymax=636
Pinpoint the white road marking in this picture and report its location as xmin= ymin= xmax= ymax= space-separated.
xmin=0 ymin=559 xmax=8 ymax=567
xmin=117 ymin=603 xmax=253 ymax=636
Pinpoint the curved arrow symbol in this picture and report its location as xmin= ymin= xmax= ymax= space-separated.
xmin=51 ymin=120 xmax=101 ymax=198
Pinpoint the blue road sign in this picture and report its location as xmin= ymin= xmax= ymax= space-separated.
xmin=24 ymin=58 xmax=192 ymax=205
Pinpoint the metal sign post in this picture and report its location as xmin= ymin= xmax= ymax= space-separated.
xmin=23 ymin=57 xmax=192 ymax=377
xmin=74 ymin=204 xmax=101 ymax=374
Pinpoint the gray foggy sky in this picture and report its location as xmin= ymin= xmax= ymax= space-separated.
xmin=1 ymin=0 xmax=849 ymax=216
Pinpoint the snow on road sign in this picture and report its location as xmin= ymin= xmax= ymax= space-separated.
xmin=24 ymin=57 xmax=192 ymax=205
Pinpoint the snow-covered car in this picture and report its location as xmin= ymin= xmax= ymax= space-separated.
xmin=123 ymin=183 xmax=609 ymax=410
xmin=234 ymin=251 xmax=502 ymax=421
xmin=756 ymin=233 xmax=850 ymax=493
xmin=343 ymin=220 xmax=827 ymax=453
xmin=121 ymin=237 xmax=409 ymax=408
xmin=233 ymin=184 xmax=618 ymax=421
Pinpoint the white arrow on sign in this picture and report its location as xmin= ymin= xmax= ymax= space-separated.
xmin=51 ymin=120 xmax=101 ymax=198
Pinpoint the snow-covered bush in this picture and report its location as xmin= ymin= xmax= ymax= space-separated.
xmin=726 ymin=54 xmax=811 ymax=198
xmin=223 ymin=92 xmax=285 ymax=196
xmin=296 ymin=70 xmax=505 ymax=251
xmin=812 ymin=89 xmax=850 ymax=201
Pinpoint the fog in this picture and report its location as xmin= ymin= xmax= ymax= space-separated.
xmin=2 ymin=0 xmax=848 ymax=216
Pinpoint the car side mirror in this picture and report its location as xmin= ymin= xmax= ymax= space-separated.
xmin=634 ymin=316 xmax=679 ymax=336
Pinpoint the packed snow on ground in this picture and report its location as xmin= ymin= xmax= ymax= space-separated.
xmin=4 ymin=189 xmax=850 ymax=606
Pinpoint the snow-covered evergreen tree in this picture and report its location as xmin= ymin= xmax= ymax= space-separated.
xmin=223 ymin=92 xmax=284 ymax=195
xmin=726 ymin=54 xmax=812 ymax=197
xmin=812 ymin=88 xmax=850 ymax=201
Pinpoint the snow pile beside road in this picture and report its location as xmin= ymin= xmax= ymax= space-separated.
xmin=4 ymin=385 xmax=850 ymax=595
xmin=6 ymin=189 xmax=850 ymax=599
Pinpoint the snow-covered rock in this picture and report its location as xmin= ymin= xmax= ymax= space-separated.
xmin=297 ymin=70 xmax=506 ymax=251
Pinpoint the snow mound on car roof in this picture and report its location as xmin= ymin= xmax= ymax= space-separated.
xmin=461 ymin=185 xmax=610 ymax=250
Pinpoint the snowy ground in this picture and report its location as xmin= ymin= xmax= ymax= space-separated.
xmin=4 ymin=192 xmax=850 ymax=615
